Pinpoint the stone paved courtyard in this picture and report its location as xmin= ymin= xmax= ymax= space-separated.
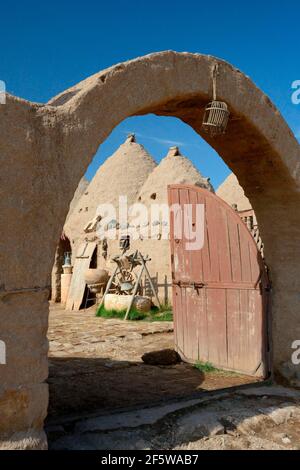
xmin=47 ymin=303 xmax=259 ymax=421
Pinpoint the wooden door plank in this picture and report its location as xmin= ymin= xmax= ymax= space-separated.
xmin=227 ymin=216 xmax=242 ymax=283
xmin=171 ymin=188 xmax=186 ymax=283
xmin=239 ymin=225 xmax=252 ymax=282
xmin=197 ymin=191 xmax=211 ymax=282
xmin=205 ymin=196 xmax=220 ymax=282
xmin=197 ymin=288 xmax=209 ymax=363
xmin=226 ymin=289 xmax=241 ymax=371
xmin=173 ymin=285 xmax=183 ymax=354
xmin=248 ymin=289 xmax=265 ymax=376
xmin=248 ymin=241 xmax=261 ymax=285
xmin=179 ymin=188 xmax=191 ymax=282
xmin=206 ymin=288 xmax=228 ymax=368
xmin=218 ymin=206 xmax=232 ymax=282
xmin=188 ymin=188 xmax=204 ymax=283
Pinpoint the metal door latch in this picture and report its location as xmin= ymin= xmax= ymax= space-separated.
xmin=173 ymin=280 xmax=206 ymax=290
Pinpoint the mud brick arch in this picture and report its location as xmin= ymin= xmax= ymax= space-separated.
xmin=1 ymin=51 xmax=300 ymax=449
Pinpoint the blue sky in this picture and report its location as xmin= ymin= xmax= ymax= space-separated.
xmin=1 ymin=1 xmax=299 ymax=189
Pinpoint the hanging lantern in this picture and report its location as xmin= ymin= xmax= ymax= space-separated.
xmin=202 ymin=65 xmax=230 ymax=137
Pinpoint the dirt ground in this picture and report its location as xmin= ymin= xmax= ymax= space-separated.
xmin=47 ymin=387 xmax=300 ymax=450
xmin=47 ymin=304 xmax=300 ymax=451
xmin=47 ymin=304 xmax=259 ymax=421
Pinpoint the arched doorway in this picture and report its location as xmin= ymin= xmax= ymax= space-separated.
xmin=51 ymin=235 xmax=72 ymax=303
xmin=1 ymin=51 xmax=300 ymax=449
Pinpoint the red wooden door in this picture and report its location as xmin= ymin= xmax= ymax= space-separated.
xmin=168 ymin=185 xmax=270 ymax=378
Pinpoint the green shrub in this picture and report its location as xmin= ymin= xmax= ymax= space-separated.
xmin=148 ymin=303 xmax=173 ymax=322
xmin=96 ymin=302 xmax=173 ymax=322
xmin=150 ymin=310 xmax=173 ymax=322
xmin=96 ymin=304 xmax=147 ymax=321
xmin=194 ymin=361 xmax=218 ymax=373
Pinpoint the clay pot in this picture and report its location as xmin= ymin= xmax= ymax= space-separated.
xmin=62 ymin=264 xmax=73 ymax=275
xmin=84 ymin=268 xmax=109 ymax=286
xmin=88 ymin=283 xmax=103 ymax=294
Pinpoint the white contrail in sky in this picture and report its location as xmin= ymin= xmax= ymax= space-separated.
xmin=124 ymin=130 xmax=185 ymax=147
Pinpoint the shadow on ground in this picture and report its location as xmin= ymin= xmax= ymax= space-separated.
xmin=47 ymin=356 xmax=258 ymax=421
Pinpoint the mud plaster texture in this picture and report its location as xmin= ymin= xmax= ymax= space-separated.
xmin=1 ymin=51 xmax=300 ymax=448
xmin=217 ymin=172 xmax=252 ymax=211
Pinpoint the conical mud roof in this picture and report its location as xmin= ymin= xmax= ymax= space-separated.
xmin=64 ymin=134 xmax=157 ymax=242
xmin=216 ymin=173 xmax=252 ymax=211
xmin=66 ymin=176 xmax=89 ymax=221
xmin=137 ymin=146 xmax=213 ymax=206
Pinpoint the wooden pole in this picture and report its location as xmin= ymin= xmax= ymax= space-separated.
xmin=98 ymin=265 xmax=119 ymax=311
xmin=124 ymin=263 xmax=144 ymax=321
xmin=139 ymin=253 xmax=161 ymax=309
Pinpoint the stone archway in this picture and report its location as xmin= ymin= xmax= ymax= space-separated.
xmin=1 ymin=51 xmax=300 ymax=449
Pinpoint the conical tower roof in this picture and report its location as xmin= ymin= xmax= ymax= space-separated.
xmin=66 ymin=176 xmax=89 ymax=222
xmin=65 ymin=134 xmax=157 ymax=241
xmin=216 ymin=173 xmax=252 ymax=211
xmin=137 ymin=146 xmax=213 ymax=206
